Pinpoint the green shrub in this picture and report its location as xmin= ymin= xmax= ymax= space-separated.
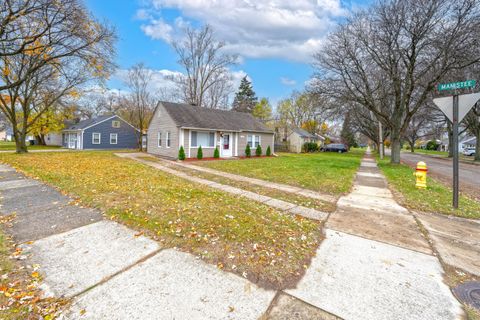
xmin=256 ymin=145 xmax=262 ymax=156
xmin=245 ymin=144 xmax=251 ymax=157
xmin=266 ymin=145 xmax=271 ymax=156
xmin=197 ymin=146 xmax=203 ymax=159
xmin=213 ymin=147 xmax=220 ymax=158
xmin=178 ymin=146 xmax=186 ymax=160
xmin=303 ymin=142 xmax=318 ymax=153
xmin=426 ymin=140 xmax=439 ymax=151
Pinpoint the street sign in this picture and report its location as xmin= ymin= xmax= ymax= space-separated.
xmin=433 ymin=92 xmax=480 ymax=123
xmin=437 ymin=80 xmax=476 ymax=91
xmin=432 ymin=90 xmax=480 ymax=209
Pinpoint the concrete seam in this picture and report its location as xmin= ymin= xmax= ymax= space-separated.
xmin=69 ymin=248 xmax=164 ymax=299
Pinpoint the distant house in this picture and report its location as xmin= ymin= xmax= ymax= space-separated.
xmin=147 ymin=101 xmax=274 ymax=159
xmin=62 ymin=115 xmax=139 ymax=150
xmin=287 ymin=128 xmax=325 ymax=153
xmin=461 ymin=137 xmax=476 ymax=151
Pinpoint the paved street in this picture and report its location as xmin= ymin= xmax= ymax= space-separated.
xmin=400 ymin=152 xmax=480 ymax=200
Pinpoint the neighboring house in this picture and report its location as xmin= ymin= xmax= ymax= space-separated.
xmin=62 ymin=115 xmax=139 ymax=150
xmin=147 ymin=101 xmax=274 ymax=159
xmin=461 ymin=137 xmax=476 ymax=151
xmin=45 ymin=132 xmax=63 ymax=146
xmin=287 ymin=128 xmax=325 ymax=153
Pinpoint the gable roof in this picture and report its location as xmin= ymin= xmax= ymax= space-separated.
xmin=292 ymin=127 xmax=318 ymax=139
xmin=64 ymin=115 xmax=114 ymax=130
xmin=158 ymin=101 xmax=273 ymax=133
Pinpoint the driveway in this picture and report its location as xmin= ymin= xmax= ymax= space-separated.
xmin=399 ymin=151 xmax=480 ymax=200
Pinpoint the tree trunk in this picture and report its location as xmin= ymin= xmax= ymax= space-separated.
xmin=14 ymin=130 xmax=28 ymax=153
xmin=409 ymin=141 xmax=415 ymax=152
xmin=390 ymin=134 xmax=402 ymax=164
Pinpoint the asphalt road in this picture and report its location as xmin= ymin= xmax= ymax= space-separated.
xmin=399 ymin=151 xmax=480 ymax=200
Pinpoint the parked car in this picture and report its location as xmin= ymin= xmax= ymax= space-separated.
xmin=463 ymin=147 xmax=476 ymax=156
xmin=321 ymin=143 xmax=348 ymax=153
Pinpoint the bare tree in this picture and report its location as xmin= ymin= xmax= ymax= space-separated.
xmin=0 ymin=0 xmax=116 ymax=153
xmin=172 ymin=25 xmax=237 ymax=108
xmin=313 ymin=0 xmax=480 ymax=163
xmin=122 ymin=63 xmax=155 ymax=150
xmin=464 ymin=104 xmax=480 ymax=161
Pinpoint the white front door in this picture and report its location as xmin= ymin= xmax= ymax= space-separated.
xmin=221 ymin=133 xmax=232 ymax=157
xmin=68 ymin=133 xmax=77 ymax=149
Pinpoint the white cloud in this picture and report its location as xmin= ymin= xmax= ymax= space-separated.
xmin=141 ymin=19 xmax=174 ymax=42
xmin=139 ymin=0 xmax=347 ymax=62
xmin=280 ymin=77 xmax=296 ymax=86
xmin=114 ymin=68 xmax=182 ymax=93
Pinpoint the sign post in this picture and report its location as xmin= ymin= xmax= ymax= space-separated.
xmin=452 ymin=95 xmax=459 ymax=208
xmin=433 ymin=80 xmax=479 ymax=209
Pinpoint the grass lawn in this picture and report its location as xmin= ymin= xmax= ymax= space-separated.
xmin=0 ymin=141 xmax=62 ymax=151
xmin=0 ymin=151 xmax=322 ymax=290
xmin=377 ymin=156 xmax=480 ymax=219
xmin=195 ymin=149 xmax=365 ymax=195
xmin=138 ymin=156 xmax=336 ymax=212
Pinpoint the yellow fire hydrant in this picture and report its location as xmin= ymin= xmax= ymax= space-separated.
xmin=413 ymin=161 xmax=428 ymax=189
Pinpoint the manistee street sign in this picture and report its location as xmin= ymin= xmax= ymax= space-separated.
xmin=437 ymin=80 xmax=476 ymax=91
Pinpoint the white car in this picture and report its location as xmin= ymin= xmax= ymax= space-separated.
xmin=463 ymin=148 xmax=476 ymax=156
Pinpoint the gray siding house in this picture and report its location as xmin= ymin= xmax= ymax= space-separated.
xmin=62 ymin=115 xmax=139 ymax=150
xmin=147 ymin=102 xmax=274 ymax=159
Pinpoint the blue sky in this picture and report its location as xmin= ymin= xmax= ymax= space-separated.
xmin=85 ymin=0 xmax=368 ymax=106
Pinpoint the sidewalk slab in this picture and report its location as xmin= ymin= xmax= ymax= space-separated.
xmin=0 ymin=185 xmax=71 ymax=215
xmin=327 ymin=207 xmax=431 ymax=254
xmin=11 ymin=205 xmax=102 ymax=243
xmin=355 ymin=175 xmax=387 ymax=188
xmin=288 ymin=206 xmax=329 ymax=221
xmin=338 ymin=193 xmax=409 ymax=214
xmin=65 ymin=249 xmax=275 ymax=320
xmin=24 ymin=220 xmax=159 ymax=297
xmin=360 ymin=162 xmax=377 ymax=168
xmin=266 ymin=293 xmax=340 ymax=320
xmin=0 ymin=179 xmax=40 ymax=190
xmin=286 ymin=229 xmax=463 ymax=320
xmin=352 ymin=185 xmax=393 ymax=198
xmin=416 ymin=212 xmax=480 ymax=276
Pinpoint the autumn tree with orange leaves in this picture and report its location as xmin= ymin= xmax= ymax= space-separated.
xmin=0 ymin=0 xmax=116 ymax=153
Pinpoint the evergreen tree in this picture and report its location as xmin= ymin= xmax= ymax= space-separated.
xmin=245 ymin=144 xmax=251 ymax=157
xmin=341 ymin=112 xmax=357 ymax=149
xmin=266 ymin=146 xmax=271 ymax=156
xmin=232 ymin=76 xmax=257 ymax=113
xmin=178 ymin=146 xmax=186 ymax=160
xmin=213 ymin=147 xmax=220 ymax=158
xmin=256 ymin=145 xmax=262 ymax=156
xmin=197 ymin=146 xmax=203 ymax=159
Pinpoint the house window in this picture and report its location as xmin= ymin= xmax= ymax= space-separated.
xmin=158 ymin=132 xmax=162 ymax=147
xmin=247 ymin=135 xmax=261 ymax=148
xmin=92 ymin=133 xmax=101 ymax=144
xmin=166 ymin=131 xmax=171 ymax=148
xmin=191 ymin=131 xmax=215 ymax=148
xmin=112 ymin=120 xmax=121 ymax=128
xmin=110 ymin=133 xmax=118 ymax=144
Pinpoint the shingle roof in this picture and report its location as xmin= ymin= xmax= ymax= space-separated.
xmin=64 ymin=115 xmax=114 ymax=130
xmin=292 ymin=127 xmax=317 ymax=139
xmin=159 ymin=101 xmax=273 ymax=133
